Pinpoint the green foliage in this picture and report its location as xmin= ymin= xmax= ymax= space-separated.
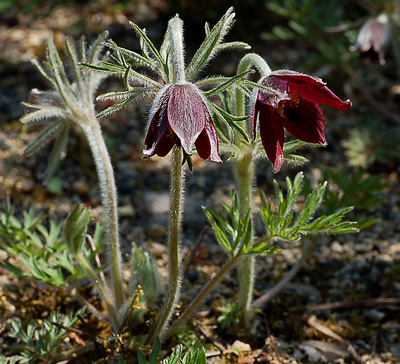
xmin=136 ymin=338 xmax=206 ymax=364
xmin=305 ymin=169 xmax=387 ymax=228
xmin=138 ymin=336 xmax=161 ymax=364
xmin=129 ymin=244 xmax=162 ymax=305
xmin=258 ymin=172 xmax=358 ymax=245
xmin=5 ymin=308 xmax=85 ymax=363
xmin=261 ymin=0 xmax=358 ymax=81
xmin=46 ymin=176 xmax=63 ymax=195
xmin=162 ymin=344 xmax=207 ymax=364
xmin=217 ymin=302 xmax=240 ymax=328
xmin=64 ymin=204 xmax=92 ymax=254
xmin=203 ymin=191 xmax=253 ymax=256
xmin=342 ymin=119 xmax=400 ymax=169
xmin=205 ymin=173 xmax=357 ymax=259
xmin=0 ymin=200 xmax=103 ymax=286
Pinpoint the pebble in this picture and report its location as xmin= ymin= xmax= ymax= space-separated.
xmin=72 ymin=180 xmax=90 ymax=195
xmin=118 ymin=204 xmax=135 ymax=218
xmin=231 ymin=340 xmax=251 ymax=353
xmin=330 ymin=240 xmax=343 ymax=253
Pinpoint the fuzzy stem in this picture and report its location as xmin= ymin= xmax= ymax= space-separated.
xmin=233 ymin=154 xmax=255 ymax=328
xmin=146 ymin=146 xmax=184 ymax=344
xmin=81 ymin=120 xmax=124 ymax=310
xmin=232 ymin=53 xmax=272 ymax=328
xmin=166 ymin=255 xmax=240 ymax=336
xmin=253 ymin=239 xmax=316 ymax=308
xmin=169 ymin=16 xmax=186 ymax=84
xmin=235 ymin=53 xmax=271 ymax=121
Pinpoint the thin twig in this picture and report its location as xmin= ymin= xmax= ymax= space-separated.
xmin=347 ymin=344 xmax=364 ymax=364
xmin=344 ymin=64 xmax=400 ymax=125
xmin=43 ymin=342 xmax=96 ymax=364
xmin=306 ymin=315 xmax=345 ymax=342
xmin=86 ymin=233 xmax=110 ymax=296
xmin=48 ymin=321 xmax=103 ymax=344
xmin=70 ymin=287 xmax=109 ymax=322
xmin=197 ymin=324 xmax=226 ymax=352
xmin=305 ymin=298 xmax=400 ymax=311
xmin=253 ymin=240 xmax=315 ymax=308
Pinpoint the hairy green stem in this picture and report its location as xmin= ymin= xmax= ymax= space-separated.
xmin=233 ymin=154 xmax=255 ymax=328
xmin=81 ymin=120 xmax=124 ymax=310
xmin=166 ymin=255 xmax=240 ymax=336
xmin=235 ymin=53 xmax=271 ymax=121
xmin=233 ymin=53 xmax=272 ymax=328
xmin=169 ymin=16 xmax=186 ymax=84
xmin=146 ymin=146 xmax=184 ymax=344
xmin=253 ymin=239 xmax=316 ymax=308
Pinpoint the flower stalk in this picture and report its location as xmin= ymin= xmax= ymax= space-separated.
xmin=233 ymin=54 xmax=272 ymax=328
xmin=80 ymin=120 xmax=125 ymax=310
xmin=146 ymin=145 xmax=185 ymax=343
xmin=233 ymin=153 xmax=255 ymax=328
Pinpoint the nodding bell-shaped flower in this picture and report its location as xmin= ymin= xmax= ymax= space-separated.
xmin=351 ymin=13 xmax=390 ymax=65
xmin=144 ymin=83 xmax=222 ymax=163
xmin=253 ymin=70 xmax=352 ymax=172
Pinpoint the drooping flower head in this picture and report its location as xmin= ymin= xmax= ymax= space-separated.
xmin=351 ymin=13 xmax=390 ymax=65
xmin=144 ymin=83 xmax=221 ymax=162
xmin=87 ymin=8 xmax=250 ymax=166
xmin=253 ymin=70 xmax=351 ymax=172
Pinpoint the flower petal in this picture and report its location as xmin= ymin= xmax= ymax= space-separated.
xmin=282 ymin=98 xmax=326 ymax=145
xmin=289 ymin=82 xmax=351 ymax=111
xmin=195 ymin=117 xmax=222 ymax=162
xmin=259 ymin=76 xmax=290 ymax=109
xmin=168 ymin=84 xmax=207 ymax=155
xmin=272 ymin=70 xmax=351 ymax=111
xmin=144 ymin=98 xmax=175 ymax=158
xmin=258 ymin=103 xmax=285 ymax=172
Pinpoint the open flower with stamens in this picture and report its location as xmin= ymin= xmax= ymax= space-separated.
xmin=253 ymin=70 xmax=352 ymax=172
xmin=144 ymin=83 xmax=221 ymax=162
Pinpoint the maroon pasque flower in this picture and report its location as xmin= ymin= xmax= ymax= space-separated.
xmin=144 ymin=83 xmax=221 ymax=162
xmin=351 ymin=14 xmax=390 ymax=65
xmin=252 ymin=70 xmax=351 ymax=172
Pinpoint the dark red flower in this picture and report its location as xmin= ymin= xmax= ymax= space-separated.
xmin=252 ymin=70 xmax=351 ymax=172
xmin=351 ymin=14 xmax=390 ymax=65
xmin=144 ymin=83 xmax=221 ymax=162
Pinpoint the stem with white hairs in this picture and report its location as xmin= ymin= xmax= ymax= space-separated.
xmin=80 ymin=119 xmax=125 ymax=312
xmin=146 ymin=145 xmax=185 ymax=344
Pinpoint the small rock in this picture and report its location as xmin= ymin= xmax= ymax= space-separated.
xmin=365 ymin=309 xmax=385 ymax=322
xmin=72 ymin=180 xmax=90 ymax=195
xmin=119 ymin=205 xmax=135 ymax=218
xmin=330 ymin=240 xmax=343 ymax=253
xmin=298 ymin=344 xmax=321 ymax=362
xmin=147 ymin=241 xmax=167 ymax=258
xmin=232 ymin=340 xmax=251 ymax=353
